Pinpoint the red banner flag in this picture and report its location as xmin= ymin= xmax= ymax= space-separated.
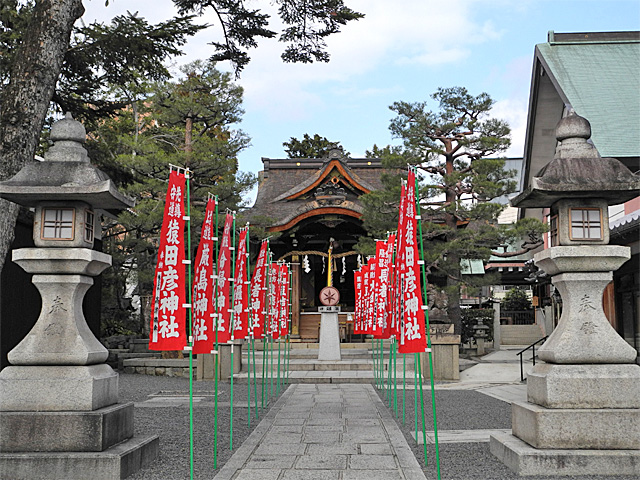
xmin=354 ymin=269 xmax=362 ymax=334
xmin=393 ymin=183 xmax=407 ymax=339
xmin=232 ymin=228 xmax=249 ymax=339
xmin=192 ymin=198 xmax=216 ymax=354
xmin=150 ymin=171 xmax=187 ymax=351
xmin=359 ymin=262 xmax=370 ymax=334
xmin=278 ymin=264 xmax=290 ymax=338
xmin=250 ymin=240 xmax=268 ymax=339
xmin=215 ymin=213 xmax=234 ymax=344
xmin=268 ymin=262 xmax=280 ymax=339
xmin=372 ymin=240 xmax=386 ymax=338
xmin=398 ymin=168 xmax=427 ymax=354
xmin=376 ymin=234 xmax=395 ymax=339
xmin=365 ymin=257 xmax=376 ymax=335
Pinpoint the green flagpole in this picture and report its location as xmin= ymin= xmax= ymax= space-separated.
xmin=182 ymin=166 xmax=194 ymax=480
xmin=261 ymin=335 xmax=266 ymax=409
xmin=276 ymin=339 xmax=281 ymax=394
xmin=373 ymin=336 xmax=377 ymax=389
xmin=262 ymin=245 xmax=270 ymax=409
xmin=245 ymin=224 xmax=252 ymax=427
xmin=276 ymin=261 xmax=282 ymax=395
xmin=375 ymin=336 xmax=380 ymax=389
xmin=252 ymin=337 xmax=258 ymax=418
xmin=247 ymin=328 xmax=251 ymax=427
xmin=282 ymin=266 xmax=288 ymax=389
xmin=269 ymin=333 xmax=274 ymax=399
xmin=212 ymin=195 xmax=219 ymax=469
xmin=268 ymin=252 xmax=274 ymax=400
xmin=414 ymin=165 xmax=441 ymax=478
xmin=387 ymin=340 xmax=393 ymax=408
xmin=229 ymin=212 xmax=237 ymax=450
xmin=402 ymin=353 xmax=406 ymax=424
xmin=394 ymin=339 xmax=399 ymax=417
xmin=414 ymin=352 xmax=418 ymax=443
xmin=417 ymin=352 xmax=428 ymax=466
xmin=287 ymin=263 xmax=293 ymax=386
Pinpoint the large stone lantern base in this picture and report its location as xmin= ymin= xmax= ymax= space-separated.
xmin=0 ymin=249 xmax=158 ymax=479
xmin=491 ymin=245 xmax=640 ymax=476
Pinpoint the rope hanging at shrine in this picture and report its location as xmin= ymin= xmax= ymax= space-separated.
xmin=275 ymin=250 xmax=360 ymax=261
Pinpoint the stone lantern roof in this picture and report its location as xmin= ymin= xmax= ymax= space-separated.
xmin=511 ymin=111 xmax=639 ymax=208
xmin=0 ymin=113 xmax=134 ymax=214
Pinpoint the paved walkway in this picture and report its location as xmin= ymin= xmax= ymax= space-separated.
xmin=214 ymin=383 xmax=426 ymax=480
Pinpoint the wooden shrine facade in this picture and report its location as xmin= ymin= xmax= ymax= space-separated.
xmin=246 ymin=148 xmax=391 ymax=340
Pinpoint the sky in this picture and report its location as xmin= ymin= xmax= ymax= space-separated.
xmin=82 ymin=0 xmax=640 ymax=204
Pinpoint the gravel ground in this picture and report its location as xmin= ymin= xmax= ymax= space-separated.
xmin=119 ymin=374 xmax=287 ymax=480
xmin=375 ymin=386 xmax=639 ymax=480
xmin=120 ymin=374 xmax=637 ymax=480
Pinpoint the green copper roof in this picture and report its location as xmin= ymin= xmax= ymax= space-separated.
xmin=537 ymin=33 xmax=640 ymax=159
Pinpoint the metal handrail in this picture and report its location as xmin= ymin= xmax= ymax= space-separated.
xmin=517 ymin=336 xmax=548 ymax=382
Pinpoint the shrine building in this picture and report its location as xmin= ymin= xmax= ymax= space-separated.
xmin=246 ymin=147 xmax=393 ymax=341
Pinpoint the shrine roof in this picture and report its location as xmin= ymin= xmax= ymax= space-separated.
xmin=246 ymin=152 xmax=391 ymax=229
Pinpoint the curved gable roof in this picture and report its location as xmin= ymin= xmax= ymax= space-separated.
xmin=273 ymin=159 xmax=375 ymax=202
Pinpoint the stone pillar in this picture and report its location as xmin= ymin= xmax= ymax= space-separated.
xmin=420 ymin=325 xmax=460 ymax=381
xmin=196 ymin=342 xmax=243 ymax=380
xmin=290 ymin=259 xmax=301 ymax=337
xmin=492 ymin=301 xmax=501 ymax=350
xmin=318 ymin=306 xmax=341 ymax=361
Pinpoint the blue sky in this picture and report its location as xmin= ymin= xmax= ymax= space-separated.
xmin=83 ymin=0 xmax=640 ymax=204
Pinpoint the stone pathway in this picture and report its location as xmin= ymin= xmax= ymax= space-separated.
xmin=214 ymin=383 xmax=426 ymax=480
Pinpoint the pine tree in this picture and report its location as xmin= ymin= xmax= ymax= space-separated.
xmin=0 ymin=0 xmax=364 ymax=274
xmin=90 ymin=60 xmax=254 ymax=334
xmin=360 ymin=87 xmax=545 ymax=334
xmin=283 ymin=133 xmax=348 ymax=158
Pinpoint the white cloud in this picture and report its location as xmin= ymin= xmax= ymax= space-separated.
xmin=235 ymin=0 xmax=511 ymax=121
xmin=492 ymin=97 xmax=529 ymax=158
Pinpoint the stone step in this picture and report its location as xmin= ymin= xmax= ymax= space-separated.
xmin=108 ymin=352 xmax=161 ymax=370
xmin=233 ymin=370 xmax=419 ymax=384
xmin=249 ymin=341 xmax=393 ymax=351
xmin=244 ymin=349 xmax=384 ymax=360
xmin=243 ymin=357 xmax=415 ymax=371
xmin=122 ymin=358 xmax=196 ymax=378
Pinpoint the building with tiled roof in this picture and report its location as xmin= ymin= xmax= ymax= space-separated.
xmin=516 ymin=31 xmax=640 ymax=354
xmin=246 ymin=147 xmax=394 ymax=339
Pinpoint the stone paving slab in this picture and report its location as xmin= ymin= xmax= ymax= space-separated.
xmin=411 ymin=428 xmax=513 ymax=444
xmin=213 ymin=383 xmax=427 ymax=480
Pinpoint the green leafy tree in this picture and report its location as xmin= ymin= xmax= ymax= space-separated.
xmin=283 ymin=133 xmax=349 ymax=158
xmin=502 ymin=287 xmax=532 ymax=311
xmin=89 ymin=60 xmax=254 ymax=334
xmin=0 ymin=0 xmax=363 ymax=274
xmin=359 ymin=87 xmax=546 ymax=334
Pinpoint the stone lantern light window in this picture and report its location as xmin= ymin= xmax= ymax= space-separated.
xmin=569 ymin=207 xmax=602 ymax=241
xmin=84 ymin=209 xmax=95 ymax=243
xmin=41 ymin=207 xmax=74 ymax=240
xmin=549 ymin=214 xmax=559 ymax=247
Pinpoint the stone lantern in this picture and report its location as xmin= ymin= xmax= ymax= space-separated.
xmin=472 ymin=319 xmax=490 ymax=356
xmin=490 ymin=111 xmax=640 ymax=476
xmin=0 ymin=114 xmax=158 ymax=479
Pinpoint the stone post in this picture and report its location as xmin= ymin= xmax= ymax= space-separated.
xmin=318 ymin=306 xmax=341 ymax=361
xmin=492 ymin=300 xmax=501 ymax=350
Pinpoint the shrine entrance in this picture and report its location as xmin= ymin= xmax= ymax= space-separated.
xmin=246 ymin=148 xmax=394 ymax=341
xmin=270 ymin=214 xmax=367 ymax=341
